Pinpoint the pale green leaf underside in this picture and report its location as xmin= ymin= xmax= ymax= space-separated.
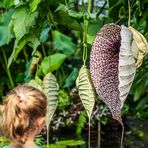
xmin=43 ymin=73 xmax=59 ymax=128
xmin=76 ymin=65 xmax=95 ymax=118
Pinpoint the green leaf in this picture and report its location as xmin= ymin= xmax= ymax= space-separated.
xmin=54 ymin=10 xmax=82 ymax=31
xmin=134 ymin=85 xmax=143 ymax=101
xmin=40 ymin=21 xmax=51 ymax=43
xmin=25 ymin=34 xmax=40 ymax=55
xmin=2 ymin=0 xmax=14 ymax=8
xmin=52 ymin=31 xmax=76 ymax=56
xmin=68 ymin=10 xmax=84 ymax=19
xmin=135 ymin=96 xmax=148 ymax=111
xmin=58 ymin=90 xmax=70 ymax=110
xmin=7 ymin=34 xmax=40 ymax=67
xmin=29 ymin=0 xmax=42 ymax=12
xmin=12 ymin=6 xmax=38 ymax=41
xmin=28 ymin=78 xmax=43 ymax=91
xmin=8 ymin=39 xmax=27 ymax=67
xmin=87 ymin=20 xmax=101 ymax=44
xmin=40 ymin=53 xmax=67 ymax=75
xmin=43 ymin=73 xmax=59 ymax=145
xmin=76 ymin=65 xmax=95 ymax=118
xmin=0 ymin=8 xmax=14 ymax=47
xmin=64 ymin=68 xmax=78 ymax=88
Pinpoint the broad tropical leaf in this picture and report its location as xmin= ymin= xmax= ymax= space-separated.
xmin=0 ymin=8 xmax=14 ymax=47
xmin=8 ymin=39 xmax=27 ymax=67
xmin=76 ymin=65 xmax=95 ymax=118
xmin=129 ymin=26 xmax=148 ymax=68
xmin=11 ymin=6 xmax=38 ymax=41
xmin=52 ymin=31 xmax=76 ymax=56
xmin=40 ymin=53 xmax=66 ymax=75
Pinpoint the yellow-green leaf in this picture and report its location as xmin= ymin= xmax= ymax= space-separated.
xmin=129 ymin=26 xmax=148 ymax=68
xmin=43 ymin=73 xmax=59 ymax=128
xmin=76 ymin=65 xmax=95 ymax=118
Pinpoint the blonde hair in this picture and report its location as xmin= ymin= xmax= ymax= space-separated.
xmin=2 ymin=84 xmax=47 ymax=144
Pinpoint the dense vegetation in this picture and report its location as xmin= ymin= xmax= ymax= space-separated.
xmin=0 ymin=0 xmax=147 ymax=147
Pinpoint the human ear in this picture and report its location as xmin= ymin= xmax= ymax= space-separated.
xmin=38 ymin=117 xmax=45 ymax=127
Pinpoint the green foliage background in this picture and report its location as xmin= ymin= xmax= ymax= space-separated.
xmin=0 ymin=0 xmax=148 ymax=144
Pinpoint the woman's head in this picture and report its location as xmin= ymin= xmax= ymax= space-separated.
xmin=2 ymin=84 xmax=47 ymax=144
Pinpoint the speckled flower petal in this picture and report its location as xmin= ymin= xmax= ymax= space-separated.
xmin=90 ymin=23 xmax=122 ymax=123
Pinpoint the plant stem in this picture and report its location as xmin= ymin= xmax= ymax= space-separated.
xmin=97 ymin=120 xmax=101 ymax=148
xmin=47 ymin=125 xmax=50 ymax=148
xmin=128 ymin=0 xmax=131 ymax=27
xmin=23 ymin=48 xmax=28 ymax=63
xmin=88 ymin=0 xmax=91 ymax=14
xmin=88 ymin=117 xmax=91 ymax=148
xmin=42 ymin=44 xmax=46 ymax=57
xmin=2 ymin=48 xmax=14 ymax=88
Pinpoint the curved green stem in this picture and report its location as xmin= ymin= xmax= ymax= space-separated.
xmin=42 ymin=44 xmax=46 ymax=57
xmin=128 ymin=0 xmax=131 ymax=27
xmin=2 ymin=48 xmax=14 ymax=88
xmin=88 ymin=0 xmax=91 ymax=14
xmin=88 ymin=117 xmax=91 ymax=148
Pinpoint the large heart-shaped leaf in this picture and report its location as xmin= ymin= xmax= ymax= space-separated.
xmin=52 ymin=31 xmax=76 ymax=56
xmin=12 ymin=6 xmax=38 ymax=41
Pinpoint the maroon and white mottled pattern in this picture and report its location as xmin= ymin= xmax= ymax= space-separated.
xmin=90 ymin=24 xmax=122 ymax=123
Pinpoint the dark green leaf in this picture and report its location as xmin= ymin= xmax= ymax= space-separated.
xmin=0 ymin=8 xmax=14 ymax=47
xmin=40 ymin=21 xmax=51 ymax=43
xmin=53 ymin=31 xmax=76 ymax=56
xmin=135 ymin=96 xmax=148 ymax=111
xmin=54 ymin=10 xmax=82 ymax=31
xmin=87 ymin=20 xmax=101 ymax=44
xmin=8 ymin=39 xmax=27 ymax=67
xmin=64 ymin=68 xmax=78 ymax=88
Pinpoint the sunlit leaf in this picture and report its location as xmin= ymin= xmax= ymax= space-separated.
xmin=11 ymin=6 xmax=38 ymax=41
xmin=29 ymin=0 xmax=42 ymax=12
xmin=40 ymin=53 xmax=67 ymax=75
